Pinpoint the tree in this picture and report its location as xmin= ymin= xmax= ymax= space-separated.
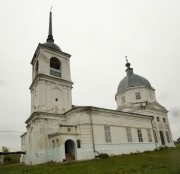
xmin=1 ymin=146 xmax=11 ymax=162
xmin=1 ymin=146 xmax=10 ymax=153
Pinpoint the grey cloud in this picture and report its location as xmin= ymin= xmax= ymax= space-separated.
xmin=171 ymin=109 xmax=180 ymax=117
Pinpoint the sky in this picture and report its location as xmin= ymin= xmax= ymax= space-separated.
xmin=0 ymin=0 xmax=180 ymax=151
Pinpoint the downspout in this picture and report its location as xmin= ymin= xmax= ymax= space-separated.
xmin=89 ymin=107 xmax=96 ymax=156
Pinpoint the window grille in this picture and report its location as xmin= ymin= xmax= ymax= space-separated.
xmin=135 ymin=92 xmax=141 ymax=100
xmin=137 ymin=129 xmax=143 ymax=142
xmin=104 ymin=126 xmax=111 ymax=143
xmin=147 ymin=129 xmax=152 ymax=142
xmin=126 ymin=127 xmax=132 ymax=142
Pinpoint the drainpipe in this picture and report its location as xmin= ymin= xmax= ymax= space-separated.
xmin=89 ymin=107 xmax=96 ymax=157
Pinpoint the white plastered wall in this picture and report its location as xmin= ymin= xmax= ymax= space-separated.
xmin=31 ymin=47 xmax=73 ymax=114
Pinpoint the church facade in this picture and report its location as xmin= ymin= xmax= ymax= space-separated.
xmin=20 ymin=12 xmax=174 ymax=165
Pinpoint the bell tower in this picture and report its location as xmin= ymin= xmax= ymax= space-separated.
xmin=30 ymin=11 xmax=73 ymax=114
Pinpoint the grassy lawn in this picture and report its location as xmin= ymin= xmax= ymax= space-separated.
xmin=0 ymin=145 xmax=180 ymax=174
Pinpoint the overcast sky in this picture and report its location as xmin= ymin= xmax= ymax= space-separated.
xmin=0 ymin=0 xmax=180 ymax=151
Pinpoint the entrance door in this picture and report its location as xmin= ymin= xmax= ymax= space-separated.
xmin=159 ymin=131 xmax=165 ymax=145
xmin=65 ymin=140 xmax=75 ymax=161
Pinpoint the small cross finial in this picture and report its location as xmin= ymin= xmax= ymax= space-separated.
xmin=125 ymin=56 xmax=131 ymax=68
xmin=125 ymin=56 xmax=128 ymax=63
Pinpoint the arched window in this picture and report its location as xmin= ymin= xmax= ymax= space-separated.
xmin=56 ymin=139 xmax=59 ymax=147
xmin=50 ymin=57 xmax=61 ymax=77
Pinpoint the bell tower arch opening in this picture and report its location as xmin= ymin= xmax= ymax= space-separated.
xmin=65 ymin=139 xmax=76 ymax=161
xmin=50 ymin=57 xmax=61 ymax=77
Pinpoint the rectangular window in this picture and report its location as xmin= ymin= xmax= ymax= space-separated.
xmin=135 ymin=92 xmax=141 ymax=100
xmin=104 ymin=126 xmax=111 ymax=143
xmin=137 ymin=129 xmax=143 ymax=142
xmin=157 ymin=117 xmax=160 ymax=121
xmin=121 ymin=96 xmax=126 ymax=104
xmin=147 ymin=129 xmax=152 ymax=142
xmin=126 ymin=127 xmax=132 ymax=142
xmin=163 ymin=118 xmax=166 ymax=122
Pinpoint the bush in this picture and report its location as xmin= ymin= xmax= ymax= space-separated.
xmin=97 ymin=153 xmax=109 ymax=159
xmin=1 ymin=146 xmax=20 ymax=164
xmin=4 ymin=154 xmax=20 ymax=164
xmin=154 ymin=146 xmax=168 ymax=151
xmin=144 ymin=150 xmax=151 ymax=153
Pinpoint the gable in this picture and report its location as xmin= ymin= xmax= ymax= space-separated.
xmin=147 ymin=102 xmax=168 ymax=113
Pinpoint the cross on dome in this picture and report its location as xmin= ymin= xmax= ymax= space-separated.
xmin=125 ymin=56 xmax=131 ymax=69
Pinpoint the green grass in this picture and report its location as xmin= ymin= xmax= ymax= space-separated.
xmin=0 ymin=145 xmax=180 ymax=174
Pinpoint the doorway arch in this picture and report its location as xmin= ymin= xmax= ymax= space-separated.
xmin=65 ymin=139 xmax=75 ymax=161
xmin=159 ymin=131 xmax=165 ymax=145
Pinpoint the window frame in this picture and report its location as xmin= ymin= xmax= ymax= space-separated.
xmin=104 ymin=126 xmax=111 ymax=143
xmin=126 ymin=127 xmax=132 ymax=142
xmin=147 ymin=129 xmax=152 ymax=142
xmin=157 ymin=117 xmax=160 ymax=122
xmin=135 ymin=92 xmax=141 ymax=100
xmin=137 ymin=129 xmax=143 ymax=142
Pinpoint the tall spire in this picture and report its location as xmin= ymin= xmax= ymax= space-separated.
xmin=47 ymin=8 xmax=54 ymax=42
xmin=43 ymin=9 xmax=61 ymax=51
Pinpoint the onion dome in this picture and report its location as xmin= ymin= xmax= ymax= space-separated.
xmin=117 ymin=57 xmax=151 ymax=92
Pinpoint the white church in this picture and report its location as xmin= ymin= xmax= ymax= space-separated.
xmin=20 ymin=12 xmax=174 ymax=165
